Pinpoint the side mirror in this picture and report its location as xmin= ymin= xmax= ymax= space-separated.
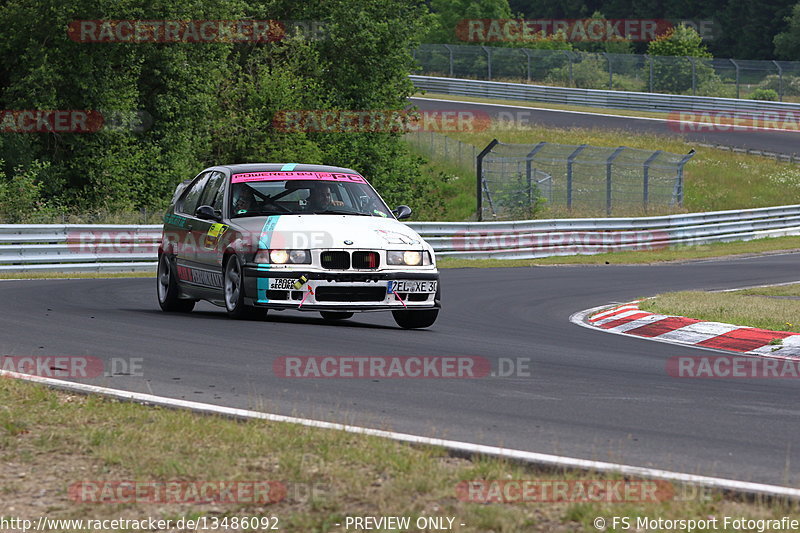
xmin=392 ymin=205 xmax=412 ymax=220
xmin=195 ymin=205 xmax=221 ymax=221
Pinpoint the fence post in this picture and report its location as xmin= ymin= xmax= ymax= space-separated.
xmin=522 ymin=48 xmax=532 ymax=82
xmin=606 ymin=147 xmax=625 ymax=216
xmin=690 ymin=57 xmax=696 ymax=96
xmin=675 ymin=149 xmax=696 ymax=207
xmin=476 ymin=139 xmax=499 ymax=221
xmin=524 ymin=142 xmax=547 ymax=215
xmin=444 ymin=44 xmax=453 ymax=77
xmin=603 ymin=52 xmax=612 ymax=89
xmin=482 ymin=46 xmax=492 ymax=80
xmin=773 ymin=60 xmax=783 ymax=102
xmin=566 ymin=144 xmax=587 ymax=210
xmin=643 ymin=150 xmax=662 ymax=210
xmin=731 ymin=59 xmax=740 ymax=99
xmin=648 ymin=54 xmax=654 ymax=92
xmin=566 ymin=51 xmax=574 ymax=86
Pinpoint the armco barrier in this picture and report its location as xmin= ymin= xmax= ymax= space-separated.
xmin=410 ymin=75 xmax=800 ymax=116
xmin=1 ymin=205 xmax=799 ymax=271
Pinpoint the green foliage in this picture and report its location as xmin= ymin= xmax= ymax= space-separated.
xmin=0 ymin=160 xmax=54 ymax=222
xmin=748 ymin=88 xmax=780 ymax=100
xmin=775 ymin=3 xmax=800 ymax=59
xmin=0 ymin=0 xmax=436 ymax=216
xmin=424 ymin=0 xmax=512 ymax=44
xmin=647 ymin=25 xmax=719 ymax=93
xmin=759 ymin=73 xmax=800 ymax=95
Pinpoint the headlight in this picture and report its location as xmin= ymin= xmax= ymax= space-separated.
xmin=387 ymin=250 xmax=426 ymax=266
xmin=254 ymin=249 xmax=311 ymax=264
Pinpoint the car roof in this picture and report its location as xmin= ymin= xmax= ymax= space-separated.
xmin=212 ymin=163 xmax=362 ymax=175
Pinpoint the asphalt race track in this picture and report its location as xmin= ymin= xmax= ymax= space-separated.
xmin=4 ymin=253 xmax=800 ymax=486
xmin=410 ymin=97 xmax=800 ymax=155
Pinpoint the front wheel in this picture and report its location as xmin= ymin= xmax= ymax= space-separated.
xmin=157 ymin=254 xmax=195 ymax=313
xmin=320 ymin=311 xmax=354 ymax=321
xmin=224 ymin=255 xmax=267 ymax=320
xmin=392 ymin=309 xmax=438 ymax=329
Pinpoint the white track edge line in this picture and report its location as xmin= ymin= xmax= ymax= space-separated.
xmin=3 ymin=369 xmax=799 ymax=499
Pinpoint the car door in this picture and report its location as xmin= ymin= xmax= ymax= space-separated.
xmin=192 ymin=171 xmax=228 ymax=288
xmin=174 ymin=172 xmax=210 ymax=276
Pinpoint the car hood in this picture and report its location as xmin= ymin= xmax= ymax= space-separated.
xmin=232 ymin=214 xmax=428 ymax=250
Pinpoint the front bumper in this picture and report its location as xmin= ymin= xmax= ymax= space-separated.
xmin=243 ymin=265 xmax=441 ymax=311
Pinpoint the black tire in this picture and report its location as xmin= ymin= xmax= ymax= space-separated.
xmin=224 ymin=255 xmax=267 ymax=320
xmin=392 ymin=309 xmax=438 ymax=329
xmin=157 ymin=254 xmax=195 ymax=313
xmin=320 ymin=311 xmax=354 ymax=321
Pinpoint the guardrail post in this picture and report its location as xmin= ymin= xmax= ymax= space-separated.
xmin=525 ymin=142 xmax=547 ymax=215
xmin=731 ymin=59 xmax=740 ymax=99
xmin=642 ymin=150 xmax=662 ymax=210
xmin=482 ymin=46 xmax=492 ymax=80
xmin=443 ymin=44 xmax=453 ymax=77
xmin=606 ymin=147 xmax=625 ymax=216
xmin=773 ymin=60 xmax=783 ymax=101
xmin=566 ymin=144 xmax=587 ymax=210
xmin=476 ymin=139 xmax=499 ymax=221
xmin=675 ymin=149 xmax=696 ymax=206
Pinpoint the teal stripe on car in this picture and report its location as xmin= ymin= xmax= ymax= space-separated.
xmin=280 ymin=163 xmax=297 ymax=171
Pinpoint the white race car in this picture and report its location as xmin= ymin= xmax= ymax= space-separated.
xmin=157 ymin=163 xmax=440 ymax=328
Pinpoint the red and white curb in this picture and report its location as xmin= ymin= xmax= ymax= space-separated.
xmin=572 ymin=301 xmax=800 ymax=359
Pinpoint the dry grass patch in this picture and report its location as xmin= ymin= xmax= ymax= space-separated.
xmin=1 ymin=379 xmax=798 ymax=531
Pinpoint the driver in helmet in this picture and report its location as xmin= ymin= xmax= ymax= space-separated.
xmin=306 ymin=183 xmax=344 ymax=212
xmin=231 ymin=184 xmax=258 ymax=215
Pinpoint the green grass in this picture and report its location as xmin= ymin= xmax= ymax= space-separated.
xmin=640 ymin=283 xmax=800 ymax=333
xmin=1 ymin=378 xmax=797 ymax=531
xmin=410 ymin=108 xmax=800 ymax=221
xmin=437 ymin=236 xmax=800 ymax=268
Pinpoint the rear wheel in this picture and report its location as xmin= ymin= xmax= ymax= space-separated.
xmin=392 ymin=309 xmax=438 ymax=329
xmin=320 ymin=311 xmax=354 ymax=321
xmin=224 ymin=255 xmax=267 ymax=320
xmin=157 ymin=254 xmax=195 ymax=313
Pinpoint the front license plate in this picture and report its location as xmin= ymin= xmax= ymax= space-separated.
xmin=389 ymin=280 xmax=437 ymax=293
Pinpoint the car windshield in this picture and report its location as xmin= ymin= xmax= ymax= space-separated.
xmin=229 ymin=176 xmax=394 ymax=219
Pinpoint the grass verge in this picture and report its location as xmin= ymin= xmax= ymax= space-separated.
xmin=1 ymin=378 xmax=797 ymax=531
xmin=640 ymin=283 xmax=800 ymax=334
xmin=437 ymin=236 xmax=800 ymax=268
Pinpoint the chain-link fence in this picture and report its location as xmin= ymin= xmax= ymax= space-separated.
xmin=414 ymin=44 xmax=800 ymax=101
xmin=404 ymin=130 xmax=477 ymax=175
xmin=0 ymin=208 xmax=167 ymax=225
xmin=479 ymin=141 xmax=694 ymax=219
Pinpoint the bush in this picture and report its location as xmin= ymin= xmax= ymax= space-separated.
xmin=748 ymin=88 xmax=779 ymax=101
xmin=0 ymin=160 xmax=55 ymax=223
xmin=759 ymin=74 xmax=800 ymax=96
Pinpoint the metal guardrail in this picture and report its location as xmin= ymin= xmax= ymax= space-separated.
xmin=1 ymin=205 xmax=799 ymax=270
xmin=410 ymin=75 xmax=800 ymax=115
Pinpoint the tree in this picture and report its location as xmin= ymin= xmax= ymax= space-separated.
xmin=775 ymin=2 xmax=800 ymax=59
xmin=647 ymin=24 xmax=716 ymax=93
